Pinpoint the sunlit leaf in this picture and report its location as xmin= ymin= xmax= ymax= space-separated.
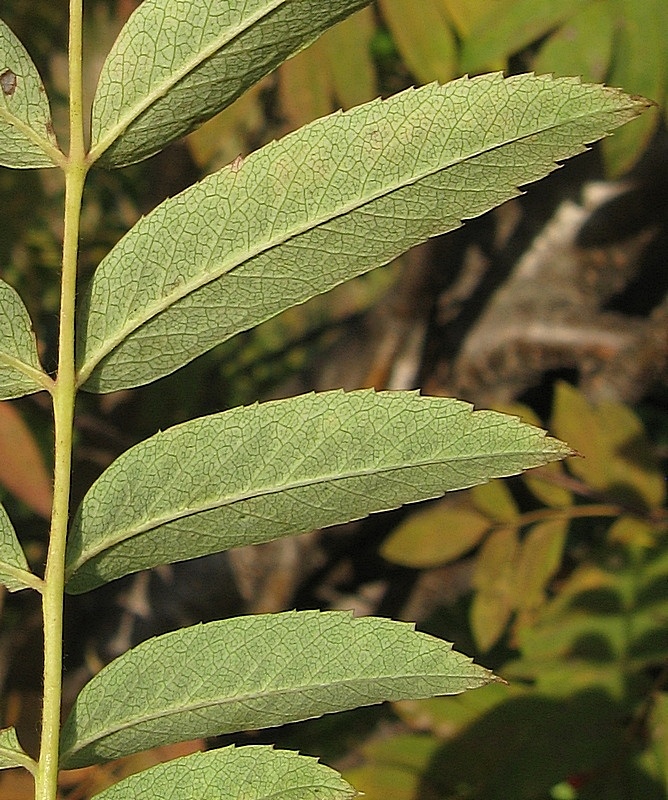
xmin=523 ymin=462 xmax=573 ymax=508
xmin=0 ymin=402 xmax=52 ymax=518
xmin=0 ymin=279 xmax=50 ymax=399
xmin=507 ymin=536 xmax=668 ymax=699
xmin=379 ymin=0 xmax=458 ymax=84
xmin=380 ymin=497 xmax=490 ymax=568
xmin=59 ymin=610 xmax=497 ymax=768
xmin=552 ymin=382 xmax=665 ymax=508
xmin=0 ymin=17 xmax=60 ymax=168
xmin=0 ymin=727 xmax=36 ymax=774
xmin=514 ymin=519 xmax=568 ymax=614
xmin=0 ymin=502 xmax=37 ymax=593
xmin=89 ymin=0 xmax=371 ymax=167
xmin=470 ymin=480 xmax=519 ymax=523
xmin=77 ymin=74 xmax=648 ymax=393
xmin=89 ymin=746 xmax=357 ymax=800
xmin=471 ymin=525 xmax=519 ymax=651
xmin=65 ymin=389 xmax=571 ymax=593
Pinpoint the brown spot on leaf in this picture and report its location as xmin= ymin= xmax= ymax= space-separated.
xmin=0 ymin=69 xmax=17 ymax=97
xmin=230 ymin=154 xmax=244 ymax=173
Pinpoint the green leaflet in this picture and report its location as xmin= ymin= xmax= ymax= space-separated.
xmin=59 ymin=610 xmax=496 ymax=768
xmin=64 ymin=389 xmax=572 ymax=593
xmin=0 ymin=503 xmax=36 ymax=593
xmin=0 ymin=726 xmax=36 ymax=774
xmin=77 ymin=74 xmax=647 ymax=393
xmin=0 ymin=278 xmax=50 ymax=399
xmin=89 ymin=0 xmax=371 ymax=167
xmin=88 ymin=746 xmax=357 ymax=800
xmin=0 ymin=17 xmax=60 ymax=168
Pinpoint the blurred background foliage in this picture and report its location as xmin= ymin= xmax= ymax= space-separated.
xmin=0 ymin=1 xmax=666 ymax=798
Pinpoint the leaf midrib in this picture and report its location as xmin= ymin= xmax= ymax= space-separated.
xmin=77 ymin=96 xmax=626 ymax=385
xmin=0 ymin=106 xmax=62 ymax=166
xmin=88 ymin=0 xmax=286 ymax=162
xmin=68 ymin=443 xmax=559 ymax=572
xmin=0 ymin=350 xmax=53 ymax=392
xmin=63 ymin=666 xmax=477 ymax=761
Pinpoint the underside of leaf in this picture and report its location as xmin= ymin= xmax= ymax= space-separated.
xmin=0 ymin=18 xmax=60 ymax=168
xmin=59 ymin=611 xmax=496 ymax=768
xmin=0 ymin=279 xmax=50 ymax=399
xmin=90 ymin=0 xmax=371 ymax=167
xmin=64 ymin=389 xmax=572 ymax=593
xmin=80 ymin=746 xmax=358 ymax=800
xmin=77 ymin=74 xmax=648 ymax=393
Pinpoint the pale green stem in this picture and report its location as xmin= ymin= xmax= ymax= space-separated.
xmin=35 ymin=1 xmax=87 ymax=798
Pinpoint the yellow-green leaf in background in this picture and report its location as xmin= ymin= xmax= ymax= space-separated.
xmin=380 ymin=496 xmax=490 ymax=568
xmin=514 ymin=519 xmax=568 ymax=618
xmin=323 ymin=7 xmax=377 ymax=109
xmin=552 ymin=382 xmax=608 ymax=489
xmin=533 ymin=1 xmax=615 ymax=82
xmin=470 ymin=480 xmax=519 ymax=524
xmin=440 ymin=0 xmax=489 ymax=36
xmin=460 ymin=0 xmax=589 ymax=74
xmin=607 ymin=516 xmax=657 ymax=550
xmin=277 ymin=36 xmax=335 ymax=134
xmin=471 ymin=525 xmax=519 ymax=651
xmin=524 ymin=462 xmax=574 ymax=509
xmin=379 ymin=0 xmax=458 ymax=84
xmin=552 ymin=382 xmax=665 ymax=509
xmin=343 ymin=733 xmax=439 ymax=800
xmin=489 ymin=401 xmax=573 ymax=508
xmin=602 ymin=0 xmax=665 ymax=175
xmin=596 ymin=398 xmax=666 ymax=509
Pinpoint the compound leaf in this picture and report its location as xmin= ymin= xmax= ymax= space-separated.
xmin=90 ymin=0 xmax=371 ymax=168
xmin=59 ymin=610 xmax=496 ymax=768
xmin=0 ymin=279 xmax=50 ymax=399
xmin=77 ymin=74 xmax=648 ymax=393
xmin=86 ymin=746 xmax=357 ymax=800
xmin=0 ymin=17 xmax=60 ymax=168
xmin=64 ymin=389 xmax=571 ymax=593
